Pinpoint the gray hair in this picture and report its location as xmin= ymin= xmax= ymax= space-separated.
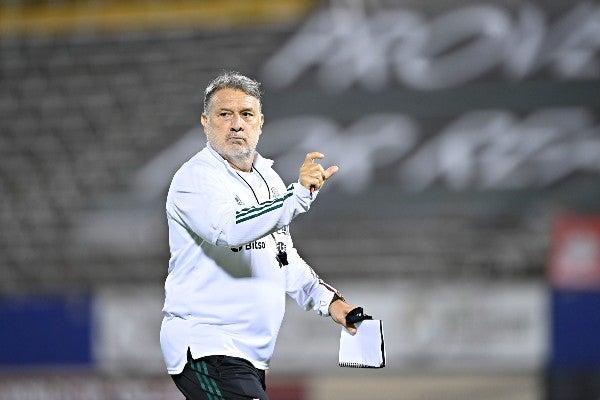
xmin=203 ymin=71 xmax=262 ymax=113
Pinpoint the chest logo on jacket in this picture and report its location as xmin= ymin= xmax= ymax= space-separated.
xmin=270 ymin=187 xmax=280 ymax=198
xmin=230 ymin=240 xmax=266 ymax=252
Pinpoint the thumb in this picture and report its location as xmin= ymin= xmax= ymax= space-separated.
xmin=324 ymin=165 xmax=339 ymax=179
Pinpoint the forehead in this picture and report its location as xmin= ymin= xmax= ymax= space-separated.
xmin=209 ymin=88 xmax=261 ymax=111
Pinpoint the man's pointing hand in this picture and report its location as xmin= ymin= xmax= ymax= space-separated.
xmin=299 ymin=152 xmax=339 ymax=191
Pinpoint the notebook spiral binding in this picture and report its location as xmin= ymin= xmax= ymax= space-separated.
xmin=339 ymin=362 xmax=383 ymax=368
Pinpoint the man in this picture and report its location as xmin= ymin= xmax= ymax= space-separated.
xmin=160 ymin=71 xmax=357 ymax=400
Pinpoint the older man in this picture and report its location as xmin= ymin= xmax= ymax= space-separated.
xmin=160 ymin=71 xmax=356 ymax=400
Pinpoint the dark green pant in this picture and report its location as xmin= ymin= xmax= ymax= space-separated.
xmin=172 ymin=350 xmax=268 ymax=400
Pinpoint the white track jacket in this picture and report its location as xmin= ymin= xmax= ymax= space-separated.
xmin=160 ymin=144 xmax=337 ymax=374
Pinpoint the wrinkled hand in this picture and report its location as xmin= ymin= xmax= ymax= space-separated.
xmin=299 ymin=152 xmax=339 ymax=191
xmin=329 ymin=299 xmax=358 ymax=335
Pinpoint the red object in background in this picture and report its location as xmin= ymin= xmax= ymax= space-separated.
xmin=549 ymin=214 xmax=600 ymax=290
xmin=267 ymin=378 xmax=306 ymax=400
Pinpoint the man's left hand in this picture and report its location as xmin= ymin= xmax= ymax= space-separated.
xmin=329 ymin=299 xmax=358 ymax=335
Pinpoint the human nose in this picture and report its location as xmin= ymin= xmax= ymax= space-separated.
xmin=230 ymin=113 xmax=243 ymax=131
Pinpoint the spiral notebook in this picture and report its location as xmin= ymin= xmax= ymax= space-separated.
xmin=339 ymin=319 xmax=386 ymax=368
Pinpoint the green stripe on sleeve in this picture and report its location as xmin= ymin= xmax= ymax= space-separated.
xmin=235 ymin=190 xmax=293 ymax=224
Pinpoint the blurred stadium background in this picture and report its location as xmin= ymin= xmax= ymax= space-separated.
xmin=1 ymin=0 xmax=600 ymax=399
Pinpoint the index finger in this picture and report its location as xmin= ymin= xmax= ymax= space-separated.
xmin=304 ymin=151 xmax=324 ymax=164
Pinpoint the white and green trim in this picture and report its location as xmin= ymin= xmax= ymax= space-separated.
xmin=235 ymin=185 xmax=294 ymax=224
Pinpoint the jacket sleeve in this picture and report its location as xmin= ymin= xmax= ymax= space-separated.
xmin=283 ymin=241 xmax=337 ymax=317
xmin=166 ymin=166 xmax=315 ymax=247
